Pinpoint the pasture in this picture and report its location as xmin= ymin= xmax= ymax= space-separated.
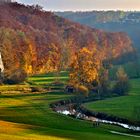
xmin=0 ymin=73 xmax=139 ymax=140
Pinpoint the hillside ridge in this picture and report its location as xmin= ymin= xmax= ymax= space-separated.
xmin=0 ymin=2 xmax=134 ymax=75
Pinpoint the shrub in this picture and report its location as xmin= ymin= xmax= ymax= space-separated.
xmin=4 ymin=69 xmax=27 ymax=84
xmin=0 ymin=78 xmax=3 ymax=85
xmin=113 ymin=67 xmax=130 ymax=95
xmin=98 ymin=70 xmax=110 ymax=97
xmin=31 ymin=86 xmax=45 ymax=92
xmin=76 ymin=85 xmax=89 ymax=97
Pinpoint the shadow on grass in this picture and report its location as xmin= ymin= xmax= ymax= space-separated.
xmin=0 ymin=93 xmax=47 ymax=99
xmin=31 ymin=71 xmax=69 ymax=78
xmin=31 ymin=78 xmax=68 ymax=83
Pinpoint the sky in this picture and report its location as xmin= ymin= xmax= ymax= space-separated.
xmin=16 ymin=0 xmax=140 ymax=11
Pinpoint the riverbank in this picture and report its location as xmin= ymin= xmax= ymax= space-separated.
xmin=50 ymin=96 xmax=140 ymax=132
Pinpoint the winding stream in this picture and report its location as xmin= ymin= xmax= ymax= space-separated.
xmin=51 ymin=99 xmax=140 ymax=132
xmin=57 ymin=108 xmax=140 ymax=131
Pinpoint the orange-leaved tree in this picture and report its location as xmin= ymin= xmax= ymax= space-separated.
xmin=69 ymin=47 xmax=101 ymax=92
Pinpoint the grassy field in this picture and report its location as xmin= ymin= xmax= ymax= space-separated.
xmin=28 ymin=71 xmax=69 ymax=85
xmin=0 ymin=72 xmax=140 ymax=140
xmin=85 ymin=78 xmax=140 ymax=122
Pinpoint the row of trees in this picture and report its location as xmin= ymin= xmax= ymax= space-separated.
xmin=0 ymin=26 xmax=130 ymax=96
xmin=0 ymin=30 xmax=130 ymax=96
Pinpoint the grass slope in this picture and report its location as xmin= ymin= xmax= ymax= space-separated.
xmin=0 ymin=72 xmax=139 ymax=140
xmin=28 ymin=71 xmax=69 ymax=85
xmin=85 ymin=79 xmax=140 ymax=122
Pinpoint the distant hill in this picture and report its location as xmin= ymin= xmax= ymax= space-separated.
xmin=0 ymin=3 xmax=134 ymax=75
xmin=56 ymin=11 xmax=140 ymax=50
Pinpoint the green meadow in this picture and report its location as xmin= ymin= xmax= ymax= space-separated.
xmin=0 ymin=72 xmax=140 ymax=140
xmin=85 ymin=78 xmax=140 ymax=123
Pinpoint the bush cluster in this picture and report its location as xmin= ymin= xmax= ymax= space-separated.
xmin=4 ymin=69 xmax=27 ymax=84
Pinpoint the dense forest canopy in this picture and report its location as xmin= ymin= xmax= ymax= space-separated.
xmin=56 ymin=11 xmax=140 ymax=50
xmin=0 ymin=2 xmax=134 ymax=79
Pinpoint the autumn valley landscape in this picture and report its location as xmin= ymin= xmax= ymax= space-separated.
xmin=0 ymin=0 xmax=140 ymax=140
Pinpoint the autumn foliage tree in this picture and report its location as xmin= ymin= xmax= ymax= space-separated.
xmin=42 ymin=43 xmax=60 ymax=73
xmin=23 ymin=43 xmax=37 ymax=75
xmin=113 ymin=67 xmax=130 ymax=95
xmin=0 ymin=27 xmax=37 ymax=83
xmin=59 ymin=39 xmax=74 ymax=70
xmin=69 ymin=47 xmax=101 ymax=96
xmin=97 ymin=69 xmax=110 ymax=97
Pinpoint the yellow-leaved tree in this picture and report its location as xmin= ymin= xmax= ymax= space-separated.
xmin=69 ymin=47 xmax=101 ymax=92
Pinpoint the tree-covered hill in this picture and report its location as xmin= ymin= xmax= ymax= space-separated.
xmin=0 ymin=3 xmax=134 ymax=77
xmin=56 ymin=11 xmax=140 ymax=50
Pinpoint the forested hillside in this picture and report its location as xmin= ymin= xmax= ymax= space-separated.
xmin=0 ymin=2 xmax=134 ymax=77
xmin=56 ymin=11 xmax=140 ymax=50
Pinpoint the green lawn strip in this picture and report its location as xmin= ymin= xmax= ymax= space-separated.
xmin=28 ymin=71 xmax=69 ymax=85
xmin=85 ymin=78 xmax=140 ymax=122
xmin=85 ymin=95 xmax=140 ymax=122
xmin=0 ymin=93 xmax=138 ymax=140
xmin=0 ymin=85 xmax=29 ymax=91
